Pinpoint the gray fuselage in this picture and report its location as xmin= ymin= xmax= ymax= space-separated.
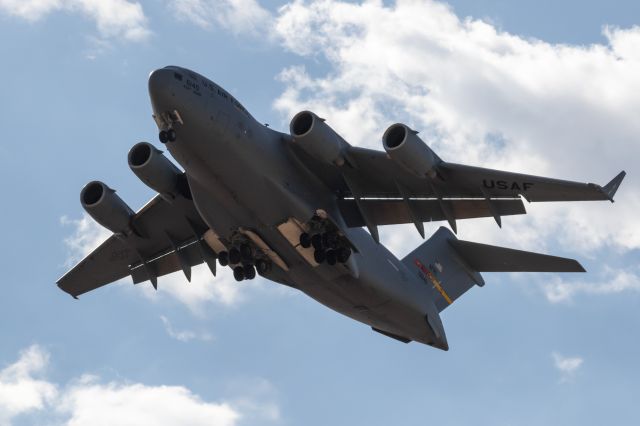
xmin=148 ymin=66 xmax=446 ymax=348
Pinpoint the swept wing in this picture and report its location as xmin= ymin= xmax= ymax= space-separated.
xmin=57 ymin=195 xmax=217 ymax=298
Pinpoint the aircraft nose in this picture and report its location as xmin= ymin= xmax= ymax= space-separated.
xmin=148 ymin=67 xmax=180 ymax=117
xmin=148 ymin=68 xmax=172 ymax=99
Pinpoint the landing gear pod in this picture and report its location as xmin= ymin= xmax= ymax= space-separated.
xmin=80 ymin=181 xmax=135 ymax=235
xmin=382 ymin=123 xmax=439 ymax=178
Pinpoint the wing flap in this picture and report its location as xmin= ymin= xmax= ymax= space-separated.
xmin=338 ymin=198 xmax=526 ymax=228
xmin=129 ymin=240 xmax=205 ymax=284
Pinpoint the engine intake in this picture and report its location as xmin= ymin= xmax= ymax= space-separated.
xmin=128 ymin=142 xmax=189 ymax=200
xmin=81 ymin=181 xmax=134 ymax=235
xmin=382 ymin=123 xmax=438 ymax=178
xmin=290 ymin=111 xmax=348 ymax=166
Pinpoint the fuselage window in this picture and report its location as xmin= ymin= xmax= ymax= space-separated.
xmin=174 ymin=72 xmax=183 ymax=81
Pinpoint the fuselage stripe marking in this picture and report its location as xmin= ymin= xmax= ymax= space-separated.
xmin=414 ymin=259 xmax=453 ymax=305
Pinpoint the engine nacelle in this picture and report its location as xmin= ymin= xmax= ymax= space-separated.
xmin=128 ymin=142 xmax=186 ymax=200
xmin=382 ymin=123 xmax=438 ymax=178
xmin=80 ymin=181 xmax=134 ymax=235
xmin=290 ymin=111 xmax=348 ymax=166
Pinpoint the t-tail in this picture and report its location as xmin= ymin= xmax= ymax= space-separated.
xmin=402 ymin=227 xmax=585 ymax=313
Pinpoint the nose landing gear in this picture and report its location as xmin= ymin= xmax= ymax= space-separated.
xmin=159 ymin=128 xmax=177 ymax=144
xmin=154 ymin=110 xmax=182 ymax=144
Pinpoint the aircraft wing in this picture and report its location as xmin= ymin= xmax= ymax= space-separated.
xmin=344 ymin=147 xmax=625 ymax=202
xmin=292 ymin=144 xmax=624 ymax=238
xmin=57 ymin=195 xmax=217 ymax=298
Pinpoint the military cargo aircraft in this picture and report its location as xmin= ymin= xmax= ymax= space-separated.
xmin=57 ymin=66 xmax=626 ymax=350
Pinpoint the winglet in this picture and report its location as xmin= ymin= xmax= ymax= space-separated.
xmin=57 ymin=282 xmax=79 ymax=299
xmin=602 ymin=171 xmax=626 ymax=202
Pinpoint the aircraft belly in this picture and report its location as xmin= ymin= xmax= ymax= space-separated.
xmin=167 ymin=111 xmax=438 ymax=343
xmin=184 ymin=167 xmax=426 ymax=338
xmin=281 ymin=227 xmax=439 ymax=343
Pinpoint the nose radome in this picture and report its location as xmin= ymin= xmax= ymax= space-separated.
xmin=148 ymin=68 xmax=177 ymax=114
xmin=148 ymin=68 xmax=170 ymax=96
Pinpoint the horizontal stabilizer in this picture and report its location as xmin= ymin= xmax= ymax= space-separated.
xmin=448 ymin=240 xmax=585 ymax=272
xmin=403 ymin=227 xmax=585 ymax=312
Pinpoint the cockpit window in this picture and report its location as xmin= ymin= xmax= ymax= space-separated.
xmin=173 ymin=72 xmax=183 ymax=81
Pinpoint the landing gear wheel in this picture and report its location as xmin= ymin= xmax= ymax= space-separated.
xmin=159 ymin=130 xmax=169 ymax=144
xmin=311 ymin=234 xmax=323 ymax=250
xmin=255 ymin=259 xmax=271 ymax=275
xmin=239 ymin=243 xmax=253 ymax=263
xmin=244 ymin=264 xmax=256 ymax=280
xmin=233 ymin=266 xmax=245 ymax=281
xmin=326 ymin=249 xmax=337 ymax=265
xmin=229 ymin=247 xmax=241 ymax=264
xmin=167 ymin=128 xmax=177 ymax=142
xmin=299 ymin=232 xmax=311 ymax=248
xmin=322 ymin=232 xmax=339 ymax=249
xmin=218 ymin=251 xmax=229 ymax=267
xmin=337 ymin=247 xmax=352 ymax=263
xmin=314 ymin=249 xmax=326 ymax=264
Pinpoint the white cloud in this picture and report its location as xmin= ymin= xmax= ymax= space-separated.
xmin=0 ymin=0 xmax=151 ymax=41
xmin=224 ymin=378 xmax=281 ymax=424
xmin=61 ymin=213 xmax=112 ymax=267
xmin=552 ymin=352 xmax=584 ymax=383
xmin=0 ymin=345 xmax=279 ymax=426
xmin=0 ymin=0 xmax=60 ymax=21
xmin=271 ymin=0 xmax=639 ymax=256
xmin=542 ymin=269 xmax=640 ymax=304
xmin=0 ymin=345 xmax=57 ymax=424
xmin=170 ymin=0 xmax=271 ymax=36
xmin=160 ymin=315 xmax=213 ymax=342
xmin=58 ymin=377 xmax=239 ymax=426
xmin=139 ymin=262 xmax=299 ymax=316
xmin=139 ymin=264 xmax=249 ymax=316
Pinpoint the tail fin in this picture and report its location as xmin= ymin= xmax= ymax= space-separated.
xmin=402 ymin=227 xmax=585 ymax=312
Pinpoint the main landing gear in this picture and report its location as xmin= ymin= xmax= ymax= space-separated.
xmin=217 ymin=241 xmax=272 ymax=282
xmin=299 ymin=229 xmax=352 ymax=266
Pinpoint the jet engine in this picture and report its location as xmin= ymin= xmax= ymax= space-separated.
xmin=290 ymin=111 xmax=348 ymax=166
xmin=128 ymin=142 xmax=188 ymax=200
xmin=382 ymin=123 xmax=438 ymax=178
xmin=80 ymin=181 xmax=134 ymax=235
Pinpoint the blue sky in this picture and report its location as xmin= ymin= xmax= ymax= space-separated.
xmin=0 ymin=0 xmax=639 ymax=424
